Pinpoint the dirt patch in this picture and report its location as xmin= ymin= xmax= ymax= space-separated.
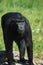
xmin=0 ymin=51 xmax=43 ymax=65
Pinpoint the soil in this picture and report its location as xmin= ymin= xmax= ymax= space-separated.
xmin=0 ymin=51 xmax=43 ymax=65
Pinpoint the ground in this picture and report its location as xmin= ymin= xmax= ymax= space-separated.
xmin=0 ymin=51 xmax=43 ymax=65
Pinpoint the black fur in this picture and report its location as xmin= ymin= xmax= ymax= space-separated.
xmin=1 ymin=12 xmax=34 ymax=65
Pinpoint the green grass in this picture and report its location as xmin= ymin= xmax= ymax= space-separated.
xmin=0 ymin=0 xmax=43 ymax=58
